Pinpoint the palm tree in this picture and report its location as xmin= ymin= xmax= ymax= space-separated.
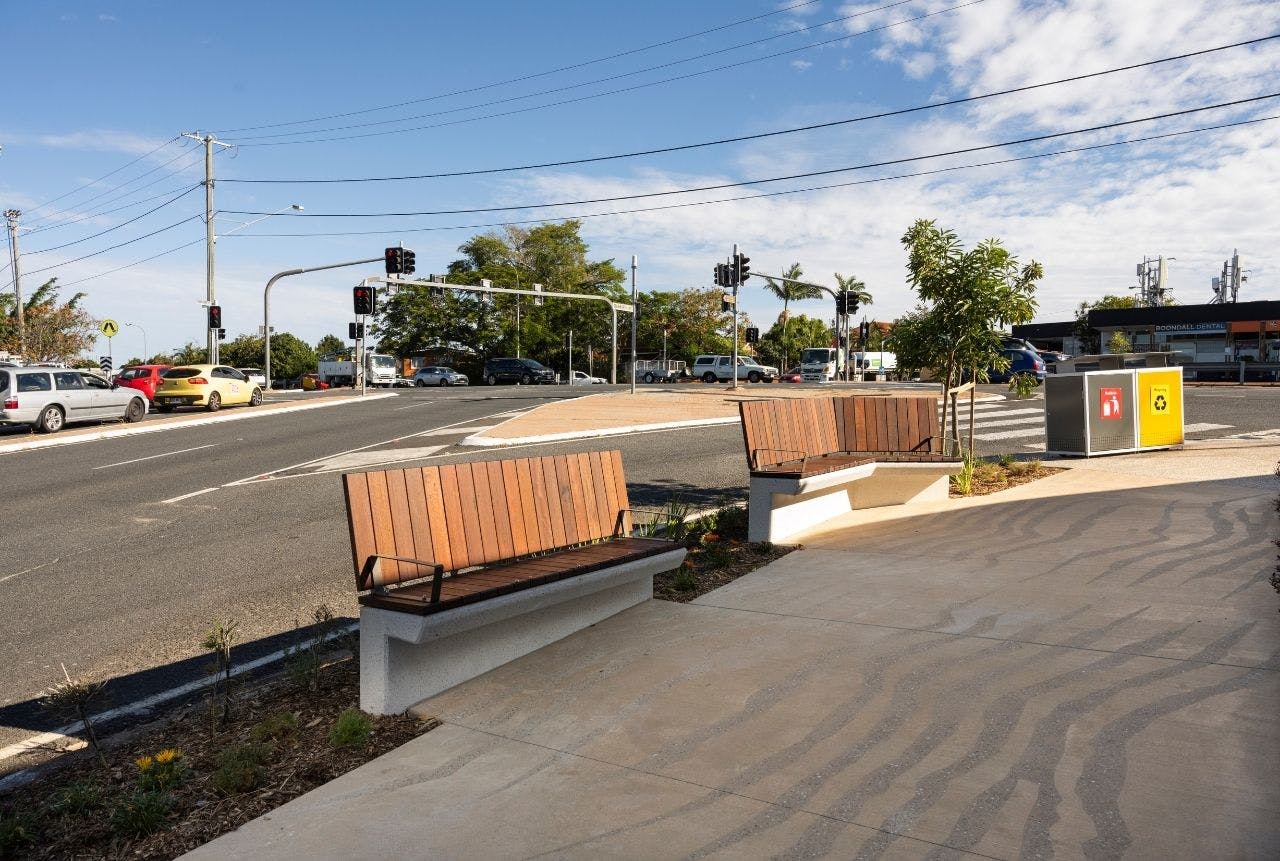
xmin=833 ymin=272 xmax=873 ymax=312
xmin=762 ymin=263 xmax=822 ymax=368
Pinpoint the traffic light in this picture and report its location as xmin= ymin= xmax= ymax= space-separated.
xmin=401 ymin=249 xmax=416 ymax=276
xmin=859 ymin=320 xmax=870 ymax=344
xmin=734 ymin=253 xmax=751 ymax=285
xmin=834 ymin=292 xmax=846 ymax=315
xmin=207 ymin=305 xmax=222 ymax=329
xmin=349 ymin=322 xmax=365 ymax=340
xmin=353 ymin=285 xmax=376 ymax=315
xmin=217 ymin=328 xmax=226 ymax=341
xmin=847 ymin=294 xmax=860 ymax=316
xmin=384 ymin=247 xmax=403 ymax=275
xmin=713 ymin=265 xmax=722 ymax=287
xmin=745 ymin=326 xmax=759 ymax=344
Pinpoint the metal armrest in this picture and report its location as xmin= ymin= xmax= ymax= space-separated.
xmin=613 ymin=507 xmax=684 ymax=538
xmin=360 ymin=554 xmax=446 ymax=601
xmin=751 ymin=447 xmax=808 ymax=470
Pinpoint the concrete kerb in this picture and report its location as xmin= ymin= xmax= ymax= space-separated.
xmin=0 ymin=392 xmax=398 ymax=454
xmin=461 ymin=415 xmax=740 ymax=447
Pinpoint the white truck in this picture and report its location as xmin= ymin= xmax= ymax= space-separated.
xmin=851 ymin=351 xmax=898 ymax=376
xmin=317 ymin=352 xmax=399 ymax=388
xmin=800 ymin=347 xmax=843 ymax=382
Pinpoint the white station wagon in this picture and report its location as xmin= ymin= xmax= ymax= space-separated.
xmin=0 ymin=367 xmax=149 ymax=433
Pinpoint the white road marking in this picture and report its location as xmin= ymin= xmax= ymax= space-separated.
xmin=392 ymin=400 xmax=436 ymax=411
xmin=306 ymin=446 xmax=447 ymax=473
xmin=964 ymin=416 xmax=1045 ymax=429
xmin=92 ymin=443 xmax=218 ymax=470
xmin=0 ymin=622 xmax=357 ymax=775
xmin=959 ymin=407 xmax=1044 ymax=418
xmin=415 ymin=425 xmax=495 ymax=437
xmin=973 ymin=427 xmax=1047 ymax=441
xmin=1184 ymin=422 xmax=1233 ymax=433
xmin=1223 ymin=428 xmax=1280 ymax=440
xmin=0 ymin=558 xmax=60 ymax=585
xmin=160 ymin=487 xmax=219 ymax=504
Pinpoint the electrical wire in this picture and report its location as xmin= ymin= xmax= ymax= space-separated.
xmin=20 ymin=136 xmax=182 ymax=216
xmin=231 ymin=114 xmax=1279 ymax=239
xmin=212 ymin=0 xmax=827 ymax=135
xmin=55 ymin=237 xmax=206 ymax=289
xmin=226 ymin=0 xmax=981 ymax=147
xmin=221 ymin=34 xmax=1280 ymax=184
xmin=25 ymin=186 xmax=203 ymax=255
xmin=225 ymin=0 xmax=920 ymax=143
xmin=23 ymin=215 xmax=204 ymax=276
xmin=21 ymin=184 xmax=202 ymax=235
xmin=223 ymin=93 xmax=1280 ymax=220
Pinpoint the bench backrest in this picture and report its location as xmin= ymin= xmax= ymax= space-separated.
xmin=343 ymin=450 xmax=632 ymax=590
xmin=739 ymin=396 xmax=940 ymax=468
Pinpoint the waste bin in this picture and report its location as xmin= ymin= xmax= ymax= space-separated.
xmin=1046 ymin=369 xmax=1184 ymax=456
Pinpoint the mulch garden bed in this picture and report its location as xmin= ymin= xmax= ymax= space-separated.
xmin=652 ymin=505 xmax=796 ymax=602
xmin=0 ymin=659 xmax=439 ymax=860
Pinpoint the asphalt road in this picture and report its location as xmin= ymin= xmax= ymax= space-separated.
xmin=0 ymin=381 xmax=1276 ymax=770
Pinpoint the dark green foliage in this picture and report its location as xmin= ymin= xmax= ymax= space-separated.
xmin=251 ymin=712 xmax=299 ymax=745
xmin=51 ymin=780 xmax=108 ymax=815
xmin=211 ymin=743 xmax=270 ymax=795
xmin=329 ymin=709 xmax=372 ymax=748
xmin=110 ymin=791 xmax=172 ymax=837
xmin=0 ymin=811 xmax=36 ymax=858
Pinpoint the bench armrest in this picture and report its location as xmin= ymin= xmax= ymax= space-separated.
xmin=613 ymin=507 xmax=684 ymax=539
xmin=359 ymin=554 xmax=446 ymax=601
xmin=751 ymin=447 xmax=808 ymax=470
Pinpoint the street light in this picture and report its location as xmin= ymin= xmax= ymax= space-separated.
xmin=212 ymin=204 xmax=302 ymax=363
xmin=124 ymin=321 xmax=147 ymax=363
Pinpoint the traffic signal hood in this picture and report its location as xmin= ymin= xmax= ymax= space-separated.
xmin=207 ymin=305 xmax=222 ymax=329
xmin=401 ymin=249 xmax=416 ymax=275
xmin=353 ymin=285 xmax=376 ymax=315
xmin=734 ymin=253 xmax=751 ymax=284
xmin=384 ymin=247 xmax=403 ymax=275
xmin=745 ymin=326 xmax=759 ymax=344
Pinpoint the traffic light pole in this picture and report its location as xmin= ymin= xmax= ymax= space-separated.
xmin=731 ymin=245 xmax=740 ymax=391
xmin=262 ymin=256 xmax=382 ymax=390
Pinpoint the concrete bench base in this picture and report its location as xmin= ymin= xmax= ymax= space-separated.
xmin=360 ymin=548 xmax=687 ymax=715
xmin=748 ymin=462 xmax=961 ymax=544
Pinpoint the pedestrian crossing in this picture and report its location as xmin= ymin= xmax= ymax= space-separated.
xmin=949 ymin=397 xmax=1047 ymax=449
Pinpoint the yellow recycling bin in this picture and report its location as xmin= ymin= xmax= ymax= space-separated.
xmin=1136 ymin=367 xmax=1184 ymax=449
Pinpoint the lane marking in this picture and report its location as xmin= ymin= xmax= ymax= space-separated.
xmin=973 ymin=427 xmax=1046 ymax=441
xmin=92 ymin=443 xmax=218 ymax=471
xmin=305 ymin=446 xmax=447 ymax=473
xmin=415 ymin=425 xmax=495 ymax=437
xmin=0 ymin=622 xmax=357 ymax=776
xmin=964 ymin=416 xmax=1045 ymax=429
xmin=1184 ymin=422 xmax=1233 ymax=433
xmin=0 ymin=558 xmax=60 ymax=585
xmin=392 ymin=400 xmax=436 ymax=411
xmin=160 ymin=487 xmax=219 ymax=504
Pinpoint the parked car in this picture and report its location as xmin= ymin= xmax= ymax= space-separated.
xmin=412 ymin=366 xmax=470 ymax=387
xmin=153 ymin=365 xmax=263 ymax=412
xmin=1037 ymin=350 xmax=1071 ymax=371
xmin=781 ymin=366 xmax=804 ymax=384
xmin=690 ymin=354 xmax=779 ymax=383
xmin=301 ymin=373 xmax=330 ymax=391
xmin=980 ymin=347 xmax=1046 ymax=384
xmin=114 ymin=364 xmax=172 ymax=402
xmin=0 ymin=367 xmax=148 ymax=433
xmin=482 ymin=357 xmax=557 ymax=385
xmin=568 ymin=370 xmax=606 ymax=385
xmin=236 ymin=368 xmax=267 ymax=387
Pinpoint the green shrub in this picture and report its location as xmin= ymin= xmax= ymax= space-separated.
xmin=672 ymin=566 xmax=698 ymax=592
xmin=51 ymin=780 xmax=108 ymax=816
xmin=135 ymin=748 xmax=188 ymax=792
xmin=1008 ymin=372 xmax=1038 ymax=398
xmin=211 ymin=743 xmax=270 ymax=795
xmin=110 ymin=791 xmax=171 ymax=838
xmin=0 ymin=811 xmax=36 ymax=858
xmin=251 ymin=712 xmax=299 ymax=745
xmin=329 ymin=709 xmax=372 ymax=748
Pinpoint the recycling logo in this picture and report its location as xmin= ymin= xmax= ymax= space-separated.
xmin=1150 ymin=384 xmax=1170 ymax=415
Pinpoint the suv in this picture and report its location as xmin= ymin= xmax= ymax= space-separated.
xmin=412 ymin=366 xmax=469 ymax=387
xmin=482 ymin=357 xmax=557 ymax=385
xmin=690 ymin=355 xmax=779 ymax=383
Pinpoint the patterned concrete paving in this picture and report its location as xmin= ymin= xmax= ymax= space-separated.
xmin=190 ymin=446 xmax=1279 ymax=860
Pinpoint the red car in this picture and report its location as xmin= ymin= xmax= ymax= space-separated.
xmin=781 ymin=367 xmax=804 ymax=383
xmin=114 ymin=364 xmax=172 ymax=402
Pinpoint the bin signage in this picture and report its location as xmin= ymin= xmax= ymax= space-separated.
xmin=1137 ymin=368 xmax=1184 ymax=448
xmin=1099 ymin=387 xmax=1123 ymax=420
xmin=1149 ymin=385 xmax=1170 ymax=414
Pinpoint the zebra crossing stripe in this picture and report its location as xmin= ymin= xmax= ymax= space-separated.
xmin=964 ymin=415 xmax=1045 ymax=429
xmin=974 ymin=427 xmax=1048 ymax=441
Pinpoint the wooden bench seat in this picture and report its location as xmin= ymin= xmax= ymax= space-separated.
xmin=738 ymin=395 xmax=963 ymax=542
xmin=343 ymin=450 xmax=686 ymax=714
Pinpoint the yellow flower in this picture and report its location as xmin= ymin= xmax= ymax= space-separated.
xmin=135 ymin=755 xmax=154 ymax=771
xmin=155 ymin=748 xmax=181 ymax=764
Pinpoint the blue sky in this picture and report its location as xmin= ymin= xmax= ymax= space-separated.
xmin=3 ymin=0 xmax=1279 ymax=360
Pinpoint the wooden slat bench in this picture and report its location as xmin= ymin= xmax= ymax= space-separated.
xmin=343 ymin=450 xmax=686 ymax=714
xmin=738 ymin=395 xmax=963 ymax=542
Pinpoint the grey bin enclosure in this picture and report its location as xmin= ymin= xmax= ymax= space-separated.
xmin=1045 ymin=370 xmax=1138 ymax=456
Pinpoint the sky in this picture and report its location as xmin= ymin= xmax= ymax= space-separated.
xmin=3 ymin=0 xmax=1279 ymax=360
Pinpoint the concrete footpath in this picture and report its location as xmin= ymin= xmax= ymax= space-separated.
xmin=189 ymin=434 xmax=1280 ymax=860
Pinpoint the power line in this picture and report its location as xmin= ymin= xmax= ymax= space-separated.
xmin=23 ymin=215 xmax=204 ymax=276
xmin=226 ymin=0 xmax=980 ymax=147
xmin=231 ymin=114 xmax=1280 ymax=240
xmin=221 ymin=35 xmax=1280 ymax=185
xmin=223 ymin=93 xmax=1280 ymax=220
xmin=21 ymin=184 xmax=201 ymax=235
xmin=21 ymin=136 xmax=182 ymax=216
xmin=25 ymin=186 xmax=202 ymax=255
xmin=225 ymin=0 xmax=920 ymax=144
xmin=56 ymin=237 xmax=206 ymax=289
xmin=212 ymin=0 xmax=827 ymax=135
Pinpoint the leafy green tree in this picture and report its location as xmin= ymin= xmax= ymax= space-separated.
xmin=893 ymin=219 xmax=1041 ymax=455
xmin=218 ymin=332 xmax=316 ymax=380
xmin=1106 ymin=330 xmax=1133 ymax=354
xmin=760 ymin=263 xmax=822 ymax=369
xmin=1073 ymin=294 xmax=1136 ymax=353
xmin=757 ymin=314 xmax=831 ymax=370
xmin=0 ymin=278 xmax=97 ymax=362
xmin=315 ymin=334 xmax=346 ymax=358
xmin=163 ymin=342 xmax=208 ymax=365
xmin=833 ymin=272 xmax=873 ymax=310
xmin=637 ymin=288 xmax=735 ymax=363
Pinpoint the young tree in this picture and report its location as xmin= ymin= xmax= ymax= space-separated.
xmin=0 ymin=278 xmax=97 ymax=362
xmin=761 ymin=263 xmax=822 ymax=369
xmin=221 ymin=332 xmax=317 ymax=380
xmin=895 ymin=219 xmax=1042 ymax=455
xmin=757 ymin=314 xmax=831 ymax=370
xmin=1073 ymin=294 xmax=1136 ymax=353
xmin=1106 ymin=330 xmax=1133 ymax=354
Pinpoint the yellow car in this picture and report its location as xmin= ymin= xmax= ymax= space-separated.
xmin=153 ymin=364 xmax=263 ymax=413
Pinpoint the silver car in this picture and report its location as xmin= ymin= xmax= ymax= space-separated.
xmin=412 ymin=366 xmax=469 ymax=387
xmin=0 ymin=367 xmax=149 ymax=434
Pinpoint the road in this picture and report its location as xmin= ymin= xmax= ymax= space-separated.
xmin=1 ymin=381 xmax=1276 ymax=767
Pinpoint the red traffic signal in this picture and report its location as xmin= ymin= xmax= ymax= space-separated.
xmin=353 ymin=285 xmax=376 ymax=315
xmin=207 ymin=305 xmax=222 ymax=329
xmin=384 ymin=247 xmax=403 ymax=275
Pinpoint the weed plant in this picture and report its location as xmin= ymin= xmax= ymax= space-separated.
xmin=329 ymin=709 xmax=373 ymax=748
xmin=212 ymin=743 xmax=270 ymax=795
xmin=109 ymin=790 xmax=171 ymax=837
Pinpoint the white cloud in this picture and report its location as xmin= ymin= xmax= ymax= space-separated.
xmin=98 ymin=13 xmax=117 ymax=22
xmin=792 ymin=59 xmax=814 ymax=71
